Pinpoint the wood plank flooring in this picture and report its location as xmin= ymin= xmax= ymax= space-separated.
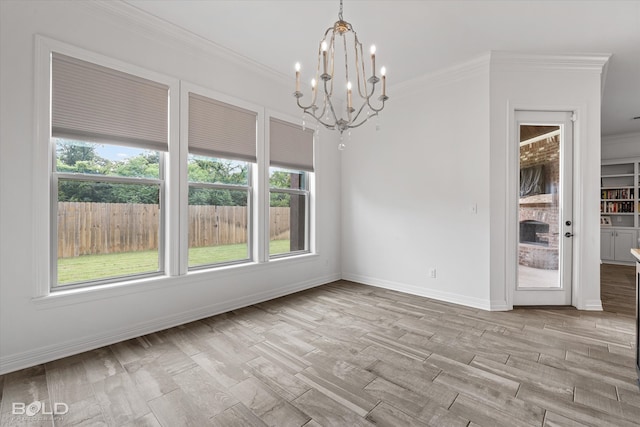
xmin=1 ymin=264 xmax=638 ymax=426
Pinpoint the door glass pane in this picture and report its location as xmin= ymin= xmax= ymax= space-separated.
xmin=517 ymin=125 xmax=561 ymax=289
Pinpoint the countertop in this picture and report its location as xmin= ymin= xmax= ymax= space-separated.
xmin=632 ymin=248 xmax=640 ymax=262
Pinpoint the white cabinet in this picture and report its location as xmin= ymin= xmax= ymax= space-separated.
xmin=601 ymin=228 xmax=638 ymax=263
xmin=601 ymin=230 xmax=614 ymax=260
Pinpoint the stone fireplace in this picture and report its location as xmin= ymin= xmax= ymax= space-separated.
xmin=519 ymin=203 xmax=558 ymax=270
xmin=520 ymin=220 xmax=549 ymax=246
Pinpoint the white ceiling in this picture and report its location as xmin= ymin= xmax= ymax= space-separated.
xmin=123 ymin=0 xmax=640 ymax=137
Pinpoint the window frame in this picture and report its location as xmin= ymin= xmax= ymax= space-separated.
xmin=35 ymin=36 xmax=181 ymax=297
xmin=179 ymin=82 xmax=264 ymax=274
xmin=266 ymin=112 xmax=315 ymax=260
xmin=48 ymin=51 xmax=173 ymax=289
xmin=33 ymin=37 xmax=316 ymax=301
xmin=268 ymin=172 xmax=311 ymax=258
xmin=186 ymin=156 xmax=253 ymax=270
xmin=51 ymin=154 xmax=167 ymax=289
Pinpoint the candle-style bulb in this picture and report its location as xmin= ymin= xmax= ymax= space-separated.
xmin=311 ymin=78 xmax=316 ymax=88
xmin=321 ymin=41 xmax=329 ymax=76
xmin=294 ymin=63 xmax=302 ymax=93
xmin=380 ymin=66 xmax=386 ymax=76
xmin=370 ymin=45 xmax=377 ymax=78
xmin=347 ymin=81 xmax=352 ymax=90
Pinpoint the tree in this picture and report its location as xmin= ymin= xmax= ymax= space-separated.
xmin=55 ymin=141 xmax=254 ymax=206
xmin=269 ymin=170 xmax=294 ymax=207
xmin=269 ymin=170 xmax=291 ymax=188
xmin=108 ymin=155 xmax=159 ymax=179
xmin=189 ymin=188 xmax=234 ymax=206
xmin=187 ymin=157 xmax=249 ymax=206
xmin=57 ymin=140 xmax=98 ymax=166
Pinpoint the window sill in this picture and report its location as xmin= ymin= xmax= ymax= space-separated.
xmin=32 ymin=252 xmax=318 ymax=309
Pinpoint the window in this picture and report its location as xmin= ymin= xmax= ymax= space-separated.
xmin=187 ymin=92 xmax=257 ymax=268
xmin=269 ymin=167 xmax=309 ymax=255
xmin=50 ymin=53 xmax=169 ymax=288
xmin=187 ymin=155 xmax=251 ymax=267
xmin=269 ymin=118 xmax=314 ymax=257
xmin=42 ymin=43 xmax=316 ymax=294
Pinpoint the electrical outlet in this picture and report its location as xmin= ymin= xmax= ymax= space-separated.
xmin=429 ymin=268 xmax=436 ymax=278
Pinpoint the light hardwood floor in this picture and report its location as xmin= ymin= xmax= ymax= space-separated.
xmin=1 ymin=264 xmax=638 ymax=426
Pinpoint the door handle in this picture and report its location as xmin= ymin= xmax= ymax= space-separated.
xmin=564 ymin=232 xmax=574 ymax=238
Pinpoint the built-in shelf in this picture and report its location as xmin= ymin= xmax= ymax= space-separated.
xmin=601 ymin=159 xmax=640 ymax=264
xmin=601 ymin=160 xmax=639 ymax=228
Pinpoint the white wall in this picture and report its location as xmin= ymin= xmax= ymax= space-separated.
xmin=602 ymin=132 xmax=640 ymax=160
xmin=0 ymin=1 xmax=342 ymax=374
xmin=488 ymin=52 xmax=609 ymax=310
xmin=0 ymin=1 xmax=613 ymax=374
xmin=341 ymin=57 xmax=493 ymax=309
xmin=341 ymin=51 xmax=608 ymax=312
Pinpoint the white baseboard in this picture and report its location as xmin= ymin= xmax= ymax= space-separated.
xmin=0 ymin=273 xmax=340 ymax=375
xmin=342 ymin=272 xmax=493 ymax=311
xmin=489 ymin=300 xmax=511 ymax=311
xmin=582 ymin=299 xmax=604 ymax=311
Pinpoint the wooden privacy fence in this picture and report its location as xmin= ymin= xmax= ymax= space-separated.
xmin=57 ymin=202 xmax=291 ymax=258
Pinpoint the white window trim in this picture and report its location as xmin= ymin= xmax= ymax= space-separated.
xmin=265 ymin=110 xmax=317 ymax=259
xmin=34 ymin=36 xmax=180 ymax=298
xmin=179 ymin=81 xmax=265 ymax=273
xmin=32 ymin=37 xmax=317 ymax=304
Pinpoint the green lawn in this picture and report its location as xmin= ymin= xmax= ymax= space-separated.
xmin=57 ymin=240 xmax=291 ymax=285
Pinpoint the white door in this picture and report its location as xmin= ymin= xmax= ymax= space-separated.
xmin=513 ymin=110 xmax=573 ymax=305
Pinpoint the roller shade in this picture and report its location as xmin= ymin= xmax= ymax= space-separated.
xmin=52 ymin=53 xmax=169 ymax=151
xmin=269 ymin=118 xmax=314 ymax=172
xmin=188 ymin=93 xmax=257 ymax=162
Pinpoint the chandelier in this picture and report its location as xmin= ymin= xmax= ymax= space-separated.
xmin=294 ymin=0 xmax=388 ymax=147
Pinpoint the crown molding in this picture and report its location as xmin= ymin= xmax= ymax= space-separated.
xmin=490 ymin=51 xmax=612 ymax=99
xmin=80 ymin=0 xmax=292 ymax=86
xmin=489 ymin=51 xmax=611 ymax=73
xmin=391 ymin=53 xmax=491 ymax=99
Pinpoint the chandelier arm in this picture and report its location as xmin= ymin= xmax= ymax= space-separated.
xmin=295 ymin=94 xmax=315 ymax=111
xmin=313 ymin=116 xmax=337 ymax=131
xmin=305 ymin=102 xmax=336 ymax=130
xmin=347 ymin=97 xmax=370 ymax=124
xmin=345 ymin=114 xmax=377 ymax=130
xmin=354 ymin=35 xmax=368 ymax=99
xmin=365 ymin=97 xmax=387 ymax=114
xmin=342 ymin=34 xmax=349 ymax=89
xmin=325 ymin=98 xmax=341 ymax=126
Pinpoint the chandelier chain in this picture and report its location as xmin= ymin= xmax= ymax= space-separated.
xmin=338 ymin=0 xmax=343 ymax=21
